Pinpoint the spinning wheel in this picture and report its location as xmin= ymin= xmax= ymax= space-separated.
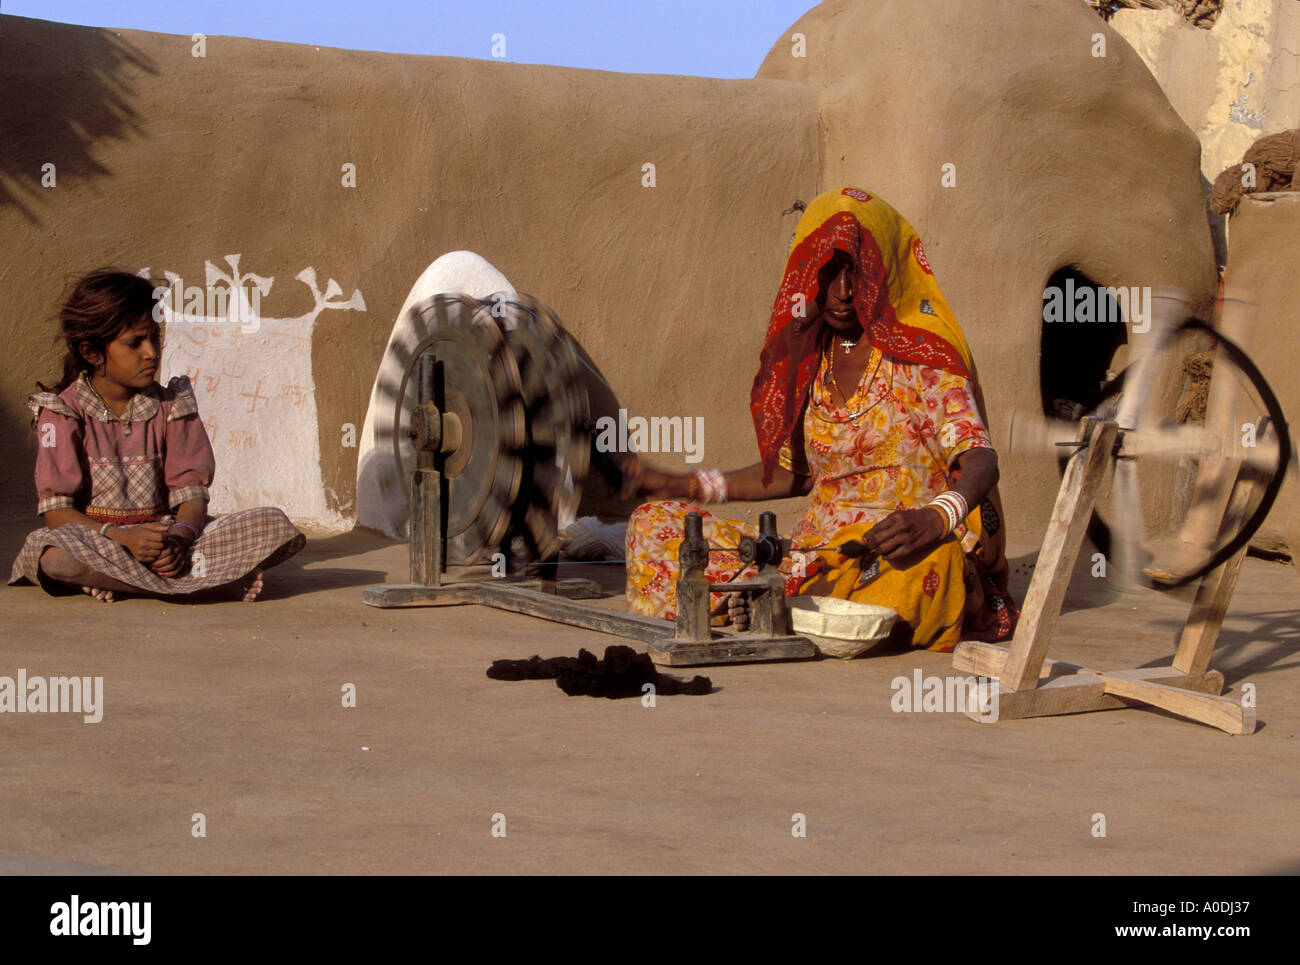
xmin=960 ymin=289 xmax=1291 ymax=733
xmin=368 ymin=293 xmax=589 ymax=565
xmin=1081 ymin=318 xmax=1290 ymax=589
xmin=362 ymin=293 xmax=814 ymax=667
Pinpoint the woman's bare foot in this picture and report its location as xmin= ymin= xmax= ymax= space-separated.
xmin=710 ymin=590 xmax=751 ymax=629
xmin=81 ymin=585 xmax=116 ymax=603
xmin=727 ymin=591 xmax=751 ymax=630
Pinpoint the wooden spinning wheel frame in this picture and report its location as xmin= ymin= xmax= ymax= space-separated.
xmin=956 ymin=293 xmax=1291 ymax=734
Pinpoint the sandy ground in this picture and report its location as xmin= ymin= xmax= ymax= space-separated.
xmin=1 ymin=517 xmax=1297 ymax=876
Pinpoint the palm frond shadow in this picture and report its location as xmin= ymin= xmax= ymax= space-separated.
xmin=0 ymin=17 xmax=158 ymax=223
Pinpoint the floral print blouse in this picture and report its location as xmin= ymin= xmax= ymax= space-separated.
xmin=780 ymin=346 xmax=991 ymax=548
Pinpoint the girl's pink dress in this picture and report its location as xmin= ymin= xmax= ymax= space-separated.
xmin=8 ymin=372 xmax=304 ymax=595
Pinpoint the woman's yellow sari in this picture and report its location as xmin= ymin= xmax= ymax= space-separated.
xmin=626 ymin=187 xmax=1018 ymax=651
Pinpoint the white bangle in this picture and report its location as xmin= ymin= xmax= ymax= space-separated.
xmin=928 ymin=499 xmax=956 ymax=536
xmin=926 ymin=491 xmax=969 ymax=537
xmin=941 ymin=490 xmax=969 ymax=524
xmin=98 ymin=522 xmax=113 ymax=538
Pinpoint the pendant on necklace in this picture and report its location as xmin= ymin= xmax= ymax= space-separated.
xmin=839 ymin=338 xmax=857 ymax=355
xmin=123 ymin=422 xmax=131 ymax=436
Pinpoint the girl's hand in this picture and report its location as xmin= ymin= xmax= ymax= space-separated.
xmin=116 ymin=522 xmax=169 ymax=564
xmin=150 ymin=535 xmax=193 ymax=579
xmin=863 ymin=508 xmax=946 ymax=564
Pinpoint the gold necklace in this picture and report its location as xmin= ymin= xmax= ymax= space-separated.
xmin=826 ymin=342 xmax=886 ymax=423
xmin=829 ymin=342 xmax=846 ymax=403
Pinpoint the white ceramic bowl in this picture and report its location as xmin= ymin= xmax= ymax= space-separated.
xmin=788 ymin=596 xmax=899 ymax=659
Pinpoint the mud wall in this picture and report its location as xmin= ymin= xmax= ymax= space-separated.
xmin=0 ymin=0 xmax=1218 ymax=541
xmin=1222 ymin=192 xmax=1300 ymax=562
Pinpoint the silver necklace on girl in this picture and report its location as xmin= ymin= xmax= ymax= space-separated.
xmin=88 ymin=378 xmax=133 ymax=435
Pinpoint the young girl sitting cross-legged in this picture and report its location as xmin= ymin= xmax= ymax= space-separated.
xmin=8 ymin=269 xmax=306 ymax=602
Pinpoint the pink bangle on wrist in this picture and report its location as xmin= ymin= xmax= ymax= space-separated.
xmin=693 ymin=469 xmax=728 ymax=504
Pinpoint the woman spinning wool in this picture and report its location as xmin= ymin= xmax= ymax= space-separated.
xmin=623 ymin=187 xmax=1018 ymax=652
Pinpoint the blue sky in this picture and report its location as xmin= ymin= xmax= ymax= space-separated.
xmin=3 ymin=1 xmax=818 ymax=77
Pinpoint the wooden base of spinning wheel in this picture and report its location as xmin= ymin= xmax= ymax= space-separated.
xmin=362 ymin=296 xmax=815 ymax=667
xmin=362 ymin=578 xmax=815 ymax=666
xmin=364 ymin=538 xmax=816 ymax=668
xmin=952 ymin=418 xmax=1258 ymax=735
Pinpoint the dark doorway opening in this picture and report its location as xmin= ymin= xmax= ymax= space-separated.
xmin=1039 ymin=268 xmax=1127 ymax=420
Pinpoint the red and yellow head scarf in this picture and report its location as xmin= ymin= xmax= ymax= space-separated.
xmin=751 ymin=187 xmax=977 ymax=482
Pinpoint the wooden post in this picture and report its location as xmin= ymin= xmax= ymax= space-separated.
xmin=747 ymin=511 xmax=790 ymax=637
xmin=1000 ymin=419 xmax=1119 ymax=692
xmin=409 ymin=353 xmax=444 ymax=587
xmin=1172 ymin=288 xmax=1256 ymax=575
xmin=675 ymin=512 xmax=712 ymax=643
xmin=1172 ymin=457 xmax=1264 ymax=675
xmin=409 ymin=465 xmax=441 ymax=587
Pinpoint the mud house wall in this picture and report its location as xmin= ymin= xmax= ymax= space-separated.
xmin=0 ymin=13 xmax=818 ymax=525
xmin=0 ymin=0 xmax=1218 ymax=542
xmin=1222 ymin=193 xmax=1300 ymax=566
xmin=1111 ymin=0 xmax=1300 ymax=270
xmin=1111 ymin=0 xmax=1300 ymax=183
xmin=758 ymin=0 xmax=1220 ymax=533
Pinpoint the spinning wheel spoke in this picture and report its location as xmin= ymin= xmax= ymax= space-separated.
xmin=496 ymin=294 xmax=591 ymax=560
xmin=1118 ymin=422 xmax=1283 ymax=463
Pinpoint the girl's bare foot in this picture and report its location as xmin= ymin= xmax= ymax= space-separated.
xmin=177 ymin=569 xmax=264 ymax=603
xmin=240 ymin=570 xmax=264 ymax=602
xmin=41 ymin=548 xmax=132 ymax=599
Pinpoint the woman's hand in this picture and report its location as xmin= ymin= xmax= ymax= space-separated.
xmin=619 ymin=457 xmax=690 ymax=502
xmin=617 ymin=457 xmax=812 ymax=504
xmin=150 ymin=534 xmax=193 ymax=579
xmin=863 ymin=508 xmax=946 ymax=564
xmin=115 ymin=522 xmax=170 ymax=564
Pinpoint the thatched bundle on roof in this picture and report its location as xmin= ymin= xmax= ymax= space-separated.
xmin=1211 ymin=128 xmax=1300 ymax=215
xmin=1086 ymin=0 xmax=1222 ymax=27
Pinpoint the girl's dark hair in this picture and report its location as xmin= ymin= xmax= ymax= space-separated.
xmin=40 ymin=269 xmax=160 ymax=392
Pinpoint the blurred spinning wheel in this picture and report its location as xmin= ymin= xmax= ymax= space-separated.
xmin=367 ymin=292 xmax=590 ymax=565
xmin=1080 ymin=314 xmax=1290 ymax=589
xmin=498 ymin=294 xmax=591 ymax=560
